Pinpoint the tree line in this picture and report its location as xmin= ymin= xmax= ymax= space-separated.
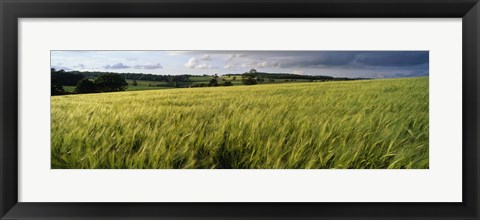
xmin=237 ymin=69 xmax=343 ymax=85
xmin=227 ymin=69 xmax=363 ymax=83
xmin=70 ymin=71 xmax=192 ymax=83
xmin=52 ymin=68 xmax=129 ymax=95
xmin=51 ymin=69 xmax=234 ymax=95
xmin=191 ymin=74 xmax=233 ymax=87
xmin=51 ymin=68 xmax=363 ymax=96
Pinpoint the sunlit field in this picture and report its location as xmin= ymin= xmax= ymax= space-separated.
xmin=51 ymin=77 xmax=428 ymax=169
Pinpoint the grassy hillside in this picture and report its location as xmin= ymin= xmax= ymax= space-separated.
xmin=51 ymin=77 xmax=429 ymax=169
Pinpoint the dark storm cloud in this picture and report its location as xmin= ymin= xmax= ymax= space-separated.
xmin=354 ymin=51 xmax=429 ymax=67
xmin=165 ymin=50 xmax=429 ymax=69
xmin=265 ymin=51 xmax=429 ymax=69
xmin=277 ymin=52 xmax=356 ymax=68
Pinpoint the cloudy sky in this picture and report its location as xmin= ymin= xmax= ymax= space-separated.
xmin=51 ymin=51 xmax=429 ymax=78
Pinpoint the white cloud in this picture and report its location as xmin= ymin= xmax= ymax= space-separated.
xmin=166 ymin=51 xmax=191 ymax=55
xmin=104 ymin=63 xmax=130 ymax=69
xmin=227 ymin=53 xmax=248 ymax=61
xmin=134 ymin=63 xmax=163 ymax=69
xmin=200 ymin=54 xmax=212 ymax=61
xmin=74 ymin=64 xmax=86 ymax=69
xmin=223 ymin=64 xmax=237 ymax=70
xmin=184 ymin=57 xmax=199 ymax=68
xmin=227 ymin=54 xmax=238 ymax=62
xmin=241 ymin=61 xmax=280 ymax=69
xmin=185 ymin=57 xmax=216 ymax=69
xmin=195 ymin=63 xmax=214 ymax=69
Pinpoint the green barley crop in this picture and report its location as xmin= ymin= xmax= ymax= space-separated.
xmin=51 ymin=77 xmax=429 ymax=169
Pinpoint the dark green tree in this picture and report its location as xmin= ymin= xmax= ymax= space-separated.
xmin=51 ymin=69 xmax=85 ymax=86
xmin=242 ymin=77 xmax=257 ymax=85
xmin=94 ymin=73 xmax=128 ymax=92
xmin=132 ymin=79 xmax=138 ymax=86
xmin=51 ymin=68 xmax=65 ymax=95
xmin=51 ymin=84 xmax=65 ymax=95
xmin=244 ymin=69 xmax=258 ymax=78
xmin=75 ymin=78 xmax=98 ymax=94
xmin=241 ymin=69 xmax=258 ymax=85
xmin=257 ymin=76 xmax=265 ymax=83
xmin=221 ymin=81 xmax=233 ymax=86
xmin=209 ymin=78 xmax=219 ymax=86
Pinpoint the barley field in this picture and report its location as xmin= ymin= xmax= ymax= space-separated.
xmin=51 ymin=77 xmax=429 ymax=169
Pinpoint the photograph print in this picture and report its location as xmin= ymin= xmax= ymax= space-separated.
xmin=51 ymin=50 xmax=429 ymax=169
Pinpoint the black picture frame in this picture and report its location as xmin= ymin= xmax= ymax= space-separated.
xmin=1 ymin=0 xmax=479 ymax=219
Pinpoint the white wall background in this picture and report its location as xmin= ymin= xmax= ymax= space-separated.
xmin=18 ymin=18 xmax=462 ymax=202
